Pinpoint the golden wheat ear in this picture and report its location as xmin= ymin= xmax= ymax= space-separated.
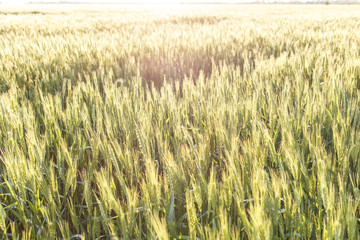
xmin=115 ymin=78 xmax=125 ymax=87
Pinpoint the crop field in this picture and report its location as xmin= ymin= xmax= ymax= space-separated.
xmin=1 ymin=4 xmax=360 ymax=239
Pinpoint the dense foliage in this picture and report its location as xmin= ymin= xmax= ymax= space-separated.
xmin=1 ymin=4 xmax=360 ymax=239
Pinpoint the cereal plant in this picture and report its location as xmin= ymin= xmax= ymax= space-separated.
xmin=0 ymin=4 xmax=360 ymax=239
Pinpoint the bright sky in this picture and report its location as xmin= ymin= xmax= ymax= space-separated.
xmin=1 ymin=0 xmax=248 ymax=3
xmin=2 ymin=0 xmax=359 ymax=4
xmin=2 ymin=0 xmax=255 ymax=4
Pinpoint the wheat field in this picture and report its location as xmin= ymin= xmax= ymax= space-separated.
xmin=1 ymin=4 xmax=360 ymax=239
